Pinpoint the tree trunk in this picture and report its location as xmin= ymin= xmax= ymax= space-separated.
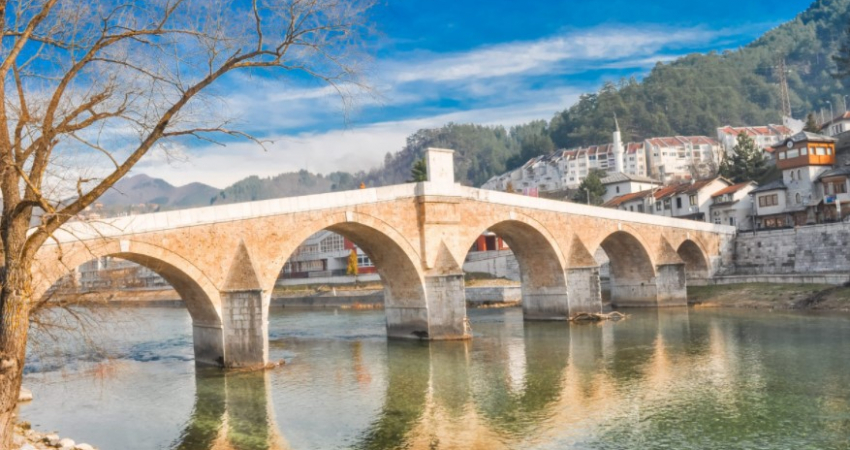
xmin=0 ymin=233 xmax=33 ymax=448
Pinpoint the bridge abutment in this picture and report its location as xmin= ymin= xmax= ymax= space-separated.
xmin=566 ymin=267 xmax=603 ymax=315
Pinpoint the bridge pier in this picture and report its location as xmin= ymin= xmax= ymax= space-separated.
xmin=610 ymin=281 xmax=659 ymax=307
xmin=192 ymin=322 xmax=225 ymax=366
xmin=566 ymin=266 xmax=603 ymax=315
xmin=655 ymin=263 xmax=688 ymax=307
xmin=221 ymin=290 xmax=269 ymax=368
xmin=424 ymin=274 xmax=469 ymax=339
xmin=522 ymin=286 xmax=570 ymax=320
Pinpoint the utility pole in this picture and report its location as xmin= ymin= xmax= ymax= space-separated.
xmin=774 ymin=57 xmax=792 ymax=118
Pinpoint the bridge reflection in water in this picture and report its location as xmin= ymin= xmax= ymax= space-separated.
xmin=157 ymin=307 xmax=850 ymax=450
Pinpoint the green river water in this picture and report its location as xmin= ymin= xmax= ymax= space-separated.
xmin=18 ymin=306 xmax=850 ymax=449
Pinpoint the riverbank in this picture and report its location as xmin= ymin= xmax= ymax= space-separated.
xmin=687 ymin=283 xmax=850 ymax=311
xmin=11 ymin=420 xmax=97 ymax=450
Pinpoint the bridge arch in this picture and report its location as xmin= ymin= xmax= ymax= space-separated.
xmin=458 ymin=214 xmax=571 ymax=320
xmin=676 ymin=239 xmax=710 ymax=280
xmin=593 ymin=230 xmax=658 ymax=307
xmin=262 ymin=211 xmax=430 ymax=338
xmin=33 ymin=240 xmax=224 ymax=365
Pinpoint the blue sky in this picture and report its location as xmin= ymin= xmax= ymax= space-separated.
xmin=138 ymin=0 xmax=815 ymax=188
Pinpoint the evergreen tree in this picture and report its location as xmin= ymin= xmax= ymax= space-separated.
xmin=409 ymin=158 xmax=428 ymax=182
xmin=804 ymin=112 xmax=821 ymax=133
xmin=572 ymin=169 xmax=607 ymax=205
xmin=720 ymin=133 xmax=774 ymax=183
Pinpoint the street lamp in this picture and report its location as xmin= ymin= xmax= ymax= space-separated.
xmin=827 ymin=100 xmax=834 ymax=124
xmin=844 ymin=95 xmax=849 ymax=114
xmin=583 ymin=187 xmax=590 ymax=205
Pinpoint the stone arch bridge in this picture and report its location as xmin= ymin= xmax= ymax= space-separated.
xmin=32 ymin=149 xmax=735 ymax=367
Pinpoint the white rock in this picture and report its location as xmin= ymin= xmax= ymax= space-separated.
xmin=58 ymin=438 xmax=75 ymax=448
xmin=74 ymin=444 xmax=95 ymax=450
xmin=17 ymin=387 xmax=33 ymax=402
xmin=19 ymin=443 xmax=36 ymax=450
xmin=43 ymin=434 xmax=59 ymax=446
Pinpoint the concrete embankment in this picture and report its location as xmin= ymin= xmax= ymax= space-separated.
xmin=687 ymin=283 xmax=850 ymax=311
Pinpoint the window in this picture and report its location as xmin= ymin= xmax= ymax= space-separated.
xmin=638 ymin=204 xmax=644 ymax=213
xmin=616 ymin=186 xmax=620 ymax=193
xmin=357 ymin=255 xmax=374 ymax=267
xmin=689 ymin=194 xmax=697 ymax=206
xmin=827 ymin=147 xmax=833 ymax=155
xmin=815 ymin=147 xmax=826 ymax=156
xmin=714 ymin=218 xmax=721 ymax=224
xmin=779 ymin=152 xmax=787 ymax=160
xmin=629 ymin=206 xmax=634 ymax=211
xmin=729 ymin=217 xmax=735 ymax=226
xmin=797 ymin=170 xmax=801 ymax=181
xmin=801 ymin=147 xmax=808 ymax=156
xmin=758 ymin=194 xmax=779 ymax=207
xmin=837 ymin=182 xmax=848 ymax=194
xmin=676 ymin=197 xmax=683 ymax=209
xmin=787 ymin=149 xmax=799 ymax=158
xmin=663 ymin=199 xmax=671 ymax=210
xmin=790 ymin=171 xmax=795 ymax=181
xmin=796 ymin=193 xmax=801 ymax=204
xmin=656 ymin=201 xmax=662 ymax=211
xmin=320 ymin=233 xmax=345 ymax=253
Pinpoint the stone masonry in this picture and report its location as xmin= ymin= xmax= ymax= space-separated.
xmin=31 ymin=148 xmax=736 ymax=368
xmin=733 ymin=222 xmax=850 ymax=275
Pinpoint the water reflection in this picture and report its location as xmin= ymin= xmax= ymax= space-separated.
xmin=174 ymin=369 xmax=288 ymax=450
xmin=20 ymin=308 xmax=850 ymax=450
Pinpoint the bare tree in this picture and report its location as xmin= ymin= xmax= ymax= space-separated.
xmin=0 ymin=0 xmax=375 ymax=444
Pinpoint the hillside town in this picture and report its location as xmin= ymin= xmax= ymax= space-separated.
xmin=482 ymin=115 xmax=850 ymax=231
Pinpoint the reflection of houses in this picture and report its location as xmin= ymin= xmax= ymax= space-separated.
xmin=280 ymin=230 xmax=376 ymax=279
xmin=752 ymin=132 xmax=840 ymax=228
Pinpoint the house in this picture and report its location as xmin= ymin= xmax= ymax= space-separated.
xmin=644 ymin=136 xmax=723 ymax=182
xmin=600 ymin=173 xmax=662 ymax=203
xmin=601 ymin=189 xmax=655 ymax=213
xmin=816 ymin=166 xmax=850 ymax=222
xmin=716 ymin=124 xmax=794 ymax=156
xmin=709 ymin=182 xmax=758 ymax=230
xmin=650 ymin=177 xmax=732 ymax=221
xmin=752 ymin=131 xmax=838 ymax=228
xmin=819 ymin=112 xmax=850 ymax=138
xmin=602 ymin=176 xmax=731 ymax=223
xmin=281 ymin=230 xmax=376 ymax=278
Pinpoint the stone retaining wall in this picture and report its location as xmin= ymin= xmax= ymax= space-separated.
xmin=733 ymin=222 xmax=850 ymax=275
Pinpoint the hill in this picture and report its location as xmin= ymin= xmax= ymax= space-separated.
xmin=97 ymin=174 xmax=220 ymax=211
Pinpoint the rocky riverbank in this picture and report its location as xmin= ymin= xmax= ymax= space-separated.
xmin=11 ymin=421 xmax=98 ymax=450
xmin=687 ymin=283 xmax=850 ymax=311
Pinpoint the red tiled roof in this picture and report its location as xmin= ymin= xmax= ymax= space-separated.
xmin=711 ymin=181 xmax=754 ymax=198
xmin=602 ymin=189 xmax=653 ymax=207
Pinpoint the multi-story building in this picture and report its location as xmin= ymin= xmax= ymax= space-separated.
xmin=716 ymin=124 xmax=794 ymax=155
xmin=644 ymin=136 xmax=723 ymax=182
xmin=751 ymin=132 xmax=838 ymax=228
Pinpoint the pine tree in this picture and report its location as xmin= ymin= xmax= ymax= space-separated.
xmin=572 ymin=170 xmax=607 ymax=205
xmin=720 ymin=133 xmax=774 ymax=183
xmin=409 ymin=158 xmax=428 ymax=182
xmin=833 ymin=25 xmax=850 ymax=80
xmin=804 ymin=113 xmax=820 ymax=133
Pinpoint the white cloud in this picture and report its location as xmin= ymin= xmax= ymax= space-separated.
xmin=137 ymin=88 xmax=581 ymax=189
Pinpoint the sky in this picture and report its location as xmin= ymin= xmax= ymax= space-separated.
xmin=135 ymin=0 xmax=816 ymax=189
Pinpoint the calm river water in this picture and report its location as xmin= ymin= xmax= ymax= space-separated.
xmin=18 ymin=306 xmax=850 ymax=450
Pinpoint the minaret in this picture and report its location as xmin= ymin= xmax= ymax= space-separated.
xmin=613 ymin=114 xmax=625 ymax=173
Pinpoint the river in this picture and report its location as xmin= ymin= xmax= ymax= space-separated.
xmin=18 ymin=306 xmax=850 ymax=449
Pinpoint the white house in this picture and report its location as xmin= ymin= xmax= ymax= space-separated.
xmin=716 ymin=124 xmax=794 ymax=156
xmin=600 ymin=173 xmax=662 ymax=204
xmin=709 ymin=181 xmax=758 ymax=230
xmin=644 ymin=136 xmax=723 ymax=182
